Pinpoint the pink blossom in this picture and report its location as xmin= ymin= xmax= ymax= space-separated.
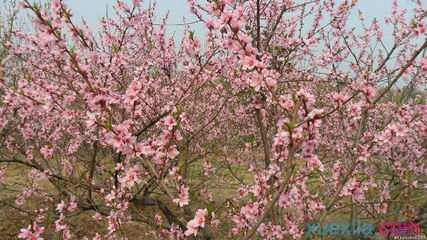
xmin=67 ymin=196 xmax=77 ymax=212
xmin=361 ymin=84 xmax=376 ymax=101
xmin=132 ymin=0 xmax=141 ymax=6
xmin=93 ymin=213 xmax=103 ymax=221
xmin=243 ymin=56 xmax=258 ymax=69
xmin=164 ymin=115 xmax=177 ymax=130
xmin=184 ymin=209 xmax=208 ymax=236
xmin=104 ymin=121 xmax=136 ymax=154
xmin=40 ymin=146 xmax=54 ymax=159
xmin=173 ymin=185 xmax=190 ymax=207
xmin=421 ymin=58 xmax=427 ymax=71
xmin=119 ymin=165 xmax=141 ymax=188
xmin=56 ymin=201 xmax=66 ymax=213
xmin=279 ymin=95 xmax=294 ymax=111
xmin=414 ymin=24 xmax=426 ymax=36
xmin=18 ymin=224 xmax=44 ymax=240
xmin=93 ymin=233 xmax=102 ymax=240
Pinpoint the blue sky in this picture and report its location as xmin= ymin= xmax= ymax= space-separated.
xmin=65 ymin=1 xmax=422 ymax=23
xmin=32 ymin=0 xmax=423 ymax=43
xmin=66 ymin=0 xmax=197 ymax=27
xmin=64 ymin=0 xmax=420 ymax=37
xmin=65 ymin=0 xmax=204 ymax=39
xmin=66 ymin=0 xmax=201 ymax=37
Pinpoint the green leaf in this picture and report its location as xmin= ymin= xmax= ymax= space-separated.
xmin=106 ymin=121 xmax=113 ymax=130
xmin=189 ymin=31 xmax=194 ymax=40
xmin=206 ymin=202 xmax=215 ymax=215
xmin=112 ymin=44 xmax=119 ymax=53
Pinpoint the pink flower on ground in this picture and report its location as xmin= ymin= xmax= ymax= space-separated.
xmin=154 ymin=214 xmax=163 ymax=225
xmin=0 ymin=167 xmax=5 ymax=184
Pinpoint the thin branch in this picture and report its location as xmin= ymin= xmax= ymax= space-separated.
xmin=243 ymin=163 xmax=296 ymax=240
xmin=373 ymin=39 xmax=427 ymax=104
xmin=374 ymin=43 xmax=397 ymax=73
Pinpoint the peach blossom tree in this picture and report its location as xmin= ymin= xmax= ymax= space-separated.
xmin=0 ymin=0 xmax=426 ymax=239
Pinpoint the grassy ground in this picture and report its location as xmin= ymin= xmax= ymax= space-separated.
xmin=1 ymin=160 xmax=426 ymax=239
xmin=0 ymin=159 xmax=252 ymax=239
